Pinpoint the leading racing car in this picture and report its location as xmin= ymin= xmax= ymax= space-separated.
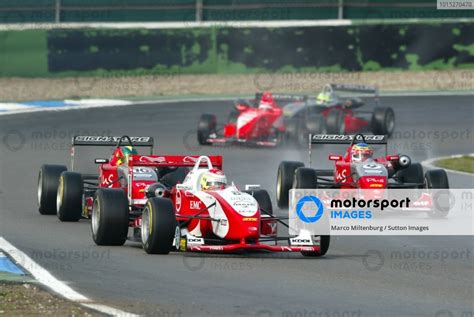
xmin=37 ymin=135 xmax=328 ymax=256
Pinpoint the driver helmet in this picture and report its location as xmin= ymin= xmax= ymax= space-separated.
xmin=200 ymin=169 xmax=227 ymax=191
xmin=351 ymin=143 xmax=373 ymax=163
xmin=316 ymin=90 xmax=338 ymax=106
xmin=116 ymin=146 xmax=138 ymax=165
xmin=259 ymin=92 xmax=274 ymax=110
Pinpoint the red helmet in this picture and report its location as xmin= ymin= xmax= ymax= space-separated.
xmin=259 ymin=92 xmax=274 ymax=109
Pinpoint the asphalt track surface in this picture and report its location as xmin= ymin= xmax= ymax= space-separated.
xmin=0 ymin=96 xmax=473 ymax=317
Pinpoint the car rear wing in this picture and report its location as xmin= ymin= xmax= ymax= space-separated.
xmin=308 ymin=134 xmax=387 ymax=166
xmin=70 ymin=135 xmax=154 ymax=170
xmin=329 ymin=84 xmax=379 ymax=96
xmin=129 ymin=155 xmax=223 ymax=170
xmin=254 ymin=93 xmax=308 ymax=106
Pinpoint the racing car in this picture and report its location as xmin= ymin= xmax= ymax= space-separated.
xmin=37 ymin=135 xmax=328 ymax=256
xmin=99 ymin=153 xmax=328 ymax=256
xmin=197 ymin=84 xmax=395 ymax=147
xmin=276 ymin=133 xmax=449 ymax=218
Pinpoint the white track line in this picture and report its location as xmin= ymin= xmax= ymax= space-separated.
xmin=422 ymin=154 xmax=474 ymax=177
xmin=0 ymin=237 xmax=139 ymax=317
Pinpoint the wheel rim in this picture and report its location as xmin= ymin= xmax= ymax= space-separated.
xmin=92 ymin=198 xmax=100 ymax=236
xmin=141 ymin=206 xmax=150 ymax=245
xmin=173 ymin=225 xmax=181 ymax=251
xmin=56 ymin=176 xmax=64 ymax=215
xmin=37 ymin=171 xmax=43 ymax=207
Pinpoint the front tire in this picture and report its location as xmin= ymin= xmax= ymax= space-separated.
xmin=57 ymin=171 xmax=83 ymax=222
xmin=141 ymin=198 xmax=177 ymax=254
xmin=396 ymin=163 xmax=424 ymax=187
xmin=302 ymin=236 xmax=330 ymax=257
xmin=91 ymin=189 xmax=129 ymax=246
xmin=425 ymin=169 xmax=450 ymax=218
xmin=38 ymin=164 xmax=67 ymax=215
xmin=276 ymin=161 xmax=304 ymax=208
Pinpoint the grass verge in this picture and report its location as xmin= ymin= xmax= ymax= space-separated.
xmin=435 ymin=156 xmax=474 ymax=174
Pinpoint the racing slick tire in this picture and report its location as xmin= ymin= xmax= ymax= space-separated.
xmin=141 ymin=198 xmax=177 ymax=254
xmin=301 ymin=236 xmax=330 ymax=257
xmin=396 ymin=163 xmax=424 ymax=187
xmin=371 ymin=107 xmax=395 ymax=137
xmin=91 ymin=189 xmax=129 ymax=246
xmin=38 ymin=164 xmax=67 ymax=215
xmin=56 ymin=171 xmax=83 ymax=222
xmin=228 ymin=107 xmax=240 ymax=124
xmin=425 ymin=169 xmax=450 ymax=218
xmin=293 ymin=169 xmax=329 ymax=257
xmin=197 ymin=114 xmax=216 ymax=145
xmin=276 ymin=161 xmax=304 ymax=209
xmin=161 ymin=167 xmax=189 ymax=187
xmin=305 ymin=114 xmax=326 ymax=136
xmin=326 ymin=109 xmax=345 ymax=134
xmin=245 ymin=189 xmax=273 ymax=216
xmin=293 ymin=168 xmax=318 ymax=189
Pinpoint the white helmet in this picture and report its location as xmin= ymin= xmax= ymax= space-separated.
xmin=200 ymin=169 xmax=227 ymax=191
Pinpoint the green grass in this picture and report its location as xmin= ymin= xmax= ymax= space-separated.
xmin=435 ymin=156 xmax=474 ymax=174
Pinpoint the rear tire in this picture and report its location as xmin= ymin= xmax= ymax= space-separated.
xmin=245 ymin=189 xmax=273 ymax=216
xmin=305 ymin=114 xmax=326 ymax=135
xmin=326 ymin=109 xmax=345 ymax=134
xmin=57 ymin=172 xmax=83 ymax=222
xmin=197 ymin=114 xmax=216 ymax=145
xmin=91 ymin=189 xmax=129 ymax=246
xmin=276 ymin=161 xmax=304 ymax=208
xmin=141 ymin=198 xmax=177 ymax=254
xmin=38 ymin=164 xmax=67 ymax=215
xmin=371 ymin=107 xmax=395 ymax=137
xmin=293 ymin=168 xmax=318 ymax=189
xmin=161 ymin=167 xmax=189 ymax=187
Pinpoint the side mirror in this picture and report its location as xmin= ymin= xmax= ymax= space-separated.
xmin=95 ymin=158 xmax=109 ymax=164
xmin=398 ymin=155 xmax=411 ymax=168
xmin=329 ymin=155 xmax=343 ymax=161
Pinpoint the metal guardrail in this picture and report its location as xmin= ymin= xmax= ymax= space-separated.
xmin=0 ymin=0 xmax=467 ymax=23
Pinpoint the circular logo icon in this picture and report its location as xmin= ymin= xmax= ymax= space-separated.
xmin=296 ymin=195 xmax=324 ymax=223
xmin=362 ymin=249 xmax=385 ymax=272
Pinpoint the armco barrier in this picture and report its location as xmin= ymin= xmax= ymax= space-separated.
xmin=0 ymin=22 xmax=473 ymax=77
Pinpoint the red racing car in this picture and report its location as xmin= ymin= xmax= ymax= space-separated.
xmin=276 ymin=133 xmax=449 ymax=218
xmin=37 ymin=135 xmax=328 ymax=256
xmin=197 ymin=84 xmax=395 ymax=147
